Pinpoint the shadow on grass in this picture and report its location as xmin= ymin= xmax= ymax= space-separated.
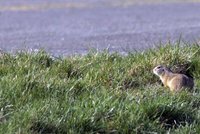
xmin=121 ymin=77 xmax=140 ymax=90
xmin=146 ymin=105 xmax=195 ymax=129
xmin=30 ymin=121 xmax=67 ymax=134
xmin=56 ymin=61 xmax=82 ymax=79
xmin=170 ymin=62 xmax=195 ymax=79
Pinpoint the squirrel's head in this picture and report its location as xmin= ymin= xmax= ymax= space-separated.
xmin=153 ymin=65 xmax=171 ymax=77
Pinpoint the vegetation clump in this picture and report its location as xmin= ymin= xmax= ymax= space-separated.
xmin=0 ymin=43 xmax=200 ymax=133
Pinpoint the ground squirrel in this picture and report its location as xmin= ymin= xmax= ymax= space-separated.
xmin=153 ymin=65 xmax=194 ymax=92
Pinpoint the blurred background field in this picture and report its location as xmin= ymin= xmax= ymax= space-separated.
xmin=1 ymin=0 xmax=200 ymax=56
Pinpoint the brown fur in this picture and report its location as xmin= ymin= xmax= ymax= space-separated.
xmin=153 ymin=65 xmax=194 ymax=92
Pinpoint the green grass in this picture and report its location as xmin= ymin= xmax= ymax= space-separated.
xmin=0 ymin=43 xmax=200 ymax=134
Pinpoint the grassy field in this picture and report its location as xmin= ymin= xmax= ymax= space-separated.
xmin=0 ymin=43 xmax=200 ymax=134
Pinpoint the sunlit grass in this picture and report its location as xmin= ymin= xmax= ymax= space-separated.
xmin=0 ymin=43 xmax=200 ymax=133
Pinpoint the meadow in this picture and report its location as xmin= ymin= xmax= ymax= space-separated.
xmin=0 ymin=43 xmax=200 ymax=133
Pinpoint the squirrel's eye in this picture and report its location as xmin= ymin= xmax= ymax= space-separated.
xmin=157 ymin=66 xmax=161 ymax=69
